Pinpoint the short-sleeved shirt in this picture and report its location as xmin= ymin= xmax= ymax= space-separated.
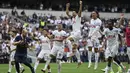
xmin=39 ymin=35 xmax=51 ymax=50
xmin=88 ymin=18 xmax=102 ymax=39
xmin=103 ymin=27 xmax=120 ymax=47
xmin=52 ymin=30 xmax=66 ymax=46
xmin=14 ymin=35 xmax=31 ymax=56
xmin=72 ymin=15 xmax=81 ymax=31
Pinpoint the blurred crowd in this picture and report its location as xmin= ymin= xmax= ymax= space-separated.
xmin=0 ymin=2 xmax=130 ymax=13
xmin=0 ymin=10 xmax=129 ymax=63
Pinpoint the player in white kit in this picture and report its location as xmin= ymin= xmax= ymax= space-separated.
xmin=63 ymin=35 xmax=72 ymax=63
xmin=66 ymin=0 xmax=82 ymax=67
xmin=102 ymin=21 xmax=125 ymax=73
xmin=8 ymin=32 xmax=24 ymax=73
xmin=50 ymin=24 xmax=66 ymax=73
xmin=34 ymin=30 xmax=51 ymax=73
xmin=87 ymin=11 xmax=102 ymax=70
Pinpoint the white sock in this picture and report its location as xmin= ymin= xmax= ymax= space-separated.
xmin=57 ymin=60 xmax=62 ymax=73
xmin=34 ymin=60 xmax=39 ymax=71
xmin=106 ymin=62 xmax=113 ymax=71
xmin=128 ymin=69 xmax=130 ymax=71
xmin=113 ymin=61 xmax=120 ymax=67
xmin=8 ymin=61 xmax=12 ymax=72
xmin=95 ymin=53 xmax=99 ymax=66
xmin=19 ymin=63 xmax=24 ymax=70
xmin=109 ymin=64 xmax=113 ymax=72
xmin=19 ymin=63 xmax=23 ymax=68
xmin=103 ymin=62 xmax=109 ymax=70
xmin=75 ymin=50 xmax=81 ymax=62
xmin=88 ymin=51 xmax=92 ymax=63
xmin=120 ymin=63 xmax=125 ymax=71
xmin=43 ymin=59 xmax=51 ymax=70
xmin=113 ymin=60 xmax=124 ymax=70
xmin=67 ymin=58 xmax=71 ymax=63
xmin=48 ymin=69 xmax=51 ymax=72
xmin=106 ymin=66 xmax=111 ymax=70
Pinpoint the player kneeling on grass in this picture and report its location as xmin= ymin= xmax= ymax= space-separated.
xmin=34 ymin=29 xmax=51 ymax=73
xmin=101 ymin=21 xmax=125 ymax=73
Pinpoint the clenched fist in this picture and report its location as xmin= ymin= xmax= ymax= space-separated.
xmin=66 ymin=3 xmax=70 ymax=7
xmin=80 ymin=0 xmax=82 ymax=4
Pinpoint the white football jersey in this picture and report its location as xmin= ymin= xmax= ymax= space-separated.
xmin=103 ymin=27 xmax=120 ymax=47
xmin=39 ymin=35 xmax=51 ymax=50
xmin=88 ymin=18 xmax=102 ymax=39
xmin=72 ymin=15 xmax=81 ymax=31
xmin=52 ymin=30 xmax=66 ymax=46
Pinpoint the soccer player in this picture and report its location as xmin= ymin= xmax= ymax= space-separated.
xmin=101 ymin=15 xmax=126 ymax=73
xmin=50 ymin=24 xmax=66 ymax=73
xmin=102 ymin=21 xmax=125 ymax=73
xmin=13 ymin=29 xmax=35 ymax=73
xmin=118 ymin=15 xmax=130 ymax=73
xmin=66 ymin=0 xmax=82 ymax=32
xmin=34 ymin=29 xmax=51 ymax=73
xmin=66 ymin=0 xmax=82 ymax=67
xmin=87 ymin=11 xmax=102 ymax=70
xmin=63 ymin=36 xmax=72 ymax=63
xmin=8 ymin=32 xmax=24 ymax=73
xmin=125 ymin=19 xmax=130 ymax=73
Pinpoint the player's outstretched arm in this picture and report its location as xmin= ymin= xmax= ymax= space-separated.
xmin=66 ymin=3 xmax=71 ymax=18
xmin=10 ymin=49 xmax=16 ymax=52
xmin=47 ymin=34 xmax=54 ymax=39
xmin=102 ymin=37 xmax=107 ymax=49
xmin=13 ymin=41 xmax=21 ymax=45
xmin=78 ymin=0 xmax=82 ymax=17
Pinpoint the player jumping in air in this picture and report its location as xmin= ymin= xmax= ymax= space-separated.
xmin=87 ymin=11 xmax=102 ymax=70
xmin=66 ymin=0 xmax=82 ymax=68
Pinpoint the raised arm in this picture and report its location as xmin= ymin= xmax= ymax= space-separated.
xmin=117 ymin=14 xmax=125 ymax=28
xmin=78 ymin=0 xmax=82 ymax=17
xmin=66 ymin=3 xmax=71 ymax=18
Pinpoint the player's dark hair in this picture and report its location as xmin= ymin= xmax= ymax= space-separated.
xmin=90 ymin=11 xmax=100 ymax=18
xmin=107 ymin=20 xmax=114 ymax=25
xmin=73 ymin=9 xmax=78 ymax=13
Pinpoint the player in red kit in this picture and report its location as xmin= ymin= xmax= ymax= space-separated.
xmin=118 ymin=14 xmax=130 ymax=73
xmin=125 ymin=20 xmax=130 ymax=73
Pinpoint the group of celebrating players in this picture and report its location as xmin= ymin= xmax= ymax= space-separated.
xmin=6 ymin=0 xmax=130 ymax=73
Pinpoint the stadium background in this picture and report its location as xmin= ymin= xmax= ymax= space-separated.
xmin=0 ymin=0 xmax=130 ymax=73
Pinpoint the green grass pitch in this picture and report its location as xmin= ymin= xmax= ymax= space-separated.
xmin=0 ymin=62 xmax=129 ymax=73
